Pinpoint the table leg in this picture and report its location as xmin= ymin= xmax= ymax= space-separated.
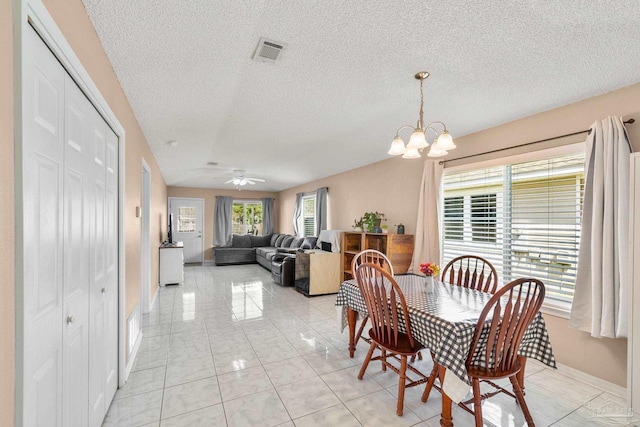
xmin=347 ymin=307 xmax=357 ymax=358
xmin=516 ymin=356 xmax=527 ymax=395
xmin=439 ymin=365 xmax=454 ymax=427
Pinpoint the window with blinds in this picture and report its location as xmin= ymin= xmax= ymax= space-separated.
xmin=302 ymin=195 xmax=316 ymax=237
xmin=442 ymin=152 xmax=585 ymax=303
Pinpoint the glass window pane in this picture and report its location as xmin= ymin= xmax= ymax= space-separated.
xmin=232 ymin=201 xmax=264 ymax=235
xmin=178 ymin=207 xmax=196 ymax=232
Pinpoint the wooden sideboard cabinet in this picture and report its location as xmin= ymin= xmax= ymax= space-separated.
xmin=160 ymin=242 xmax=184 ymax=286
xmin=340 ymin=232 xmax=415 ymax=281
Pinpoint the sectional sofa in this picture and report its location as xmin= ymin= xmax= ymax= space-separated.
xmin=213 ymin=233 xmax=317 ymax=270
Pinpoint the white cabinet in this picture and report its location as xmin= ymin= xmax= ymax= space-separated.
xmin=160 ymin=243 xmax=184 ymax=285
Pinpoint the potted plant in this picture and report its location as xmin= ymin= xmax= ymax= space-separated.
xmin=363 ymin=211 xmax=386 ymax=233
xmin=353 ymin=217 xmax=364 ymax=232
xmin=381 ymin=224 xmax=389 ymax=234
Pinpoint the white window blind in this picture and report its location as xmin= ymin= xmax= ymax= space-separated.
xmin=302 ymin=195 xmax=316 ymax=237
xmin=177 ymin=207 xmax=196 ymax=232
xmin=442 ymin=152 xmax=585 ymax=302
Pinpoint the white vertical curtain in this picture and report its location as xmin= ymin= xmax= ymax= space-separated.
xmin=261 ymin=198 xmax=275 ymax=235
xmin=292 ymin=192 xmax=303 ymax=237
xmin=315 ymin=187 xmax=328 ymax=236
xmin=409 ymin=159 xmax=444 ymax=273
xmin=570 ymin=116 xmax=631 ymax=338
xmin=213 ymin=196 xmax=234 ymax=246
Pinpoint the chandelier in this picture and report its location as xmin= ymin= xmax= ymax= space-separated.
xmin=388 ymin=71 xmax=455 ymax=159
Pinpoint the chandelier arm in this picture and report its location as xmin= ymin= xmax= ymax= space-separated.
xmin=423 ymin=121 xmax=448 ymax=132
xmin=423 ymin=125 xmax=441 ymax=140
xmin=395 ymin=125 xmax=417 ymax=137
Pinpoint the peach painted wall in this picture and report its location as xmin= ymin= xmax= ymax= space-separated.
xmin=167 ymin=187 xmax=279 ymax=260
xmin=278 ymin=156 xmax=425 ymax=236
xmin=278 ymin=82 xmax=640 ymax=386
xmin=40 ymin=0 xmax=168 ymax=356
xmin=0 ymin=0 xmax=14 ymax=424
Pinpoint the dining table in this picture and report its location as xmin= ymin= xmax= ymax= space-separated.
xmin=335 ymin=274 xmax=557 ymax=427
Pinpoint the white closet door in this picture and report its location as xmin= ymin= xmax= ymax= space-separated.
xmin=24 ymin=25 xmax=119 ymax=427
xmin=88 ymin=104 xmax=108 ymax=427
xmin=62 ymin=74 xmax=92 ymax=427
xmin=23 ymin=25 xmax=66 ymax=427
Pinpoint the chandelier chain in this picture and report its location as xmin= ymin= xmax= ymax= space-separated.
xmin=418 ymin=78 xmax=424 ymax=129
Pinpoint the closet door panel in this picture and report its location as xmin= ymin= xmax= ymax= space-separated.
xmin=104 ymin=128 xmax=119 ymax=401
xmin=88 ymin=107 xmax=108 ymax=427
xmin=62 ymin=75 xmax=91 ymax=427
xmin=23 ymin=26 xmax=65 ymax=427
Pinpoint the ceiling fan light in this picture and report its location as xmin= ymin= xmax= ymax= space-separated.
xmin=388 ymin=136 xmax=406 ymax=155
xmin=409 ymin=129 xmax=428 ymax=149
xmin=437 ymin=130 xmax=456 ymax=150
xmin=239 ymin=178 xmax=247 ymax=186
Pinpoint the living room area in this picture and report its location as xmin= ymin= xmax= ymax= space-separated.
xmin=5 ymin=1 xmax=640 ymax=427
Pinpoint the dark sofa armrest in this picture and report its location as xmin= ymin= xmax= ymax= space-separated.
xmin=276 ymin=247 xmax=298 ymax=256
xmin=272 ymin=252 xmax=296 ymax=263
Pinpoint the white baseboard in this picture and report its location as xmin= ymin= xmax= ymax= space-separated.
xmin=150 ymin=285 xmax=159 ymax=311
xmin=554 ymin=361 xmax=627 ymax=398
xmin=123 ymin=331 xmax=143 ymax=383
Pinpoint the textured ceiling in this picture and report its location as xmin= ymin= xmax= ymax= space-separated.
xmin=82 ymin=0 xmax=640 ymax=191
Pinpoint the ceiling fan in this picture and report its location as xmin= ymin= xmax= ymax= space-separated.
xmin=225 ymin=170 xmax=265 ymax=187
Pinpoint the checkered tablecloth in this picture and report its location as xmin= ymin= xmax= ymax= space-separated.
xmin=336 ymin=274 xmax=557 ymax=395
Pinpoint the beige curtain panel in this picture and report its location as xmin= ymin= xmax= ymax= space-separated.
xmin=570 ymin=116 xmax=631 ymax=338
xmin=409 ymin=160 xmax=444 ymax=273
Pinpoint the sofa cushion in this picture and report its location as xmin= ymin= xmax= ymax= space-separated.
xmin=274 ymin=234 xmax=287 ymax=247
xmin=232 ymin=234 xmax=251 ymax=248
xmin=256 ymin=247 xmax=276 ymax=258
xmin=270 ymin=234 xmax=282 ymax=246
xmin=250 ymin=234 xmax=272 ymax=247
xmin=213 ymin=247 xmax=256 ymax=265
xmin=301 ymin=237 xmax=317 ymax=249
xmin=289 ymin=237 xmax=304 ymax=248
xmin=280 ymin=235 xmax=294 ymax=248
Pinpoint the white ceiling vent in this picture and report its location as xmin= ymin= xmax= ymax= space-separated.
xmin=252 ymin=37 xmax=286 ymax=63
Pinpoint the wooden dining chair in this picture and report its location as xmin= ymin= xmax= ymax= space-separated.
xmin=421 ymin=278 xmax=545 ymax=427
xmin=441 ymin=255 xmax=499 ymax=294
xmin=354 ymin=262 xmax=428 ymax=416
xmin=351 ymin=250 xmax=395 ymax=345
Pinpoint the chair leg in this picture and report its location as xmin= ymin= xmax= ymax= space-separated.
xmin=355 ymin=315 xmax=368 ymax=343
xmin=421 ymin=361 xmax=439 ymax=403
xmin=358 ymin=342 xmax=377 ymax=380
xmin=472 ymin=378 xmax=483 ymax=427
xmin=509 ymin=375 xmax=535 ymax=426
xmin=397 ymin=355 xmax=407 ymax=416
xmin=381 ymin=349 xmax=387 ymax=371
xmin=409 ymin=351 xmax=423 ymax=363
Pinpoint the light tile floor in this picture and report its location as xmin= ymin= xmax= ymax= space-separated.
xmin=103 ymin=263 xmax=635 ymax=427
